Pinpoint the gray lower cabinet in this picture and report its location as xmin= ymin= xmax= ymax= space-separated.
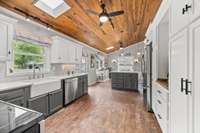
xmin=23 ymin=124 xmax=40 ymax=133
xmin=28 ymin=89 xmax=63 ymax=117
xmin=83 ymin=75 xmax=88 ymax=94
xmin=49 ymin=89 xmax=63 ymax=114
xmin=28 ymin=94 xmax=49 ymax=117
xmin=0 ymin=87 xmax=30 ymax=107
xmin=111 ymin=72 xmax=138 ymax=91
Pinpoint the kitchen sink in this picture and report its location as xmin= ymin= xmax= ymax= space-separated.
xmin=23 ymin=78 xmax=61 ymax=98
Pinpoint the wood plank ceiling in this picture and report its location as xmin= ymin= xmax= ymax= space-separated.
xmin=0 ymin=0 xmax=161 ymax=53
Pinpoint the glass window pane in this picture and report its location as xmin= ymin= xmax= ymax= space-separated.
xmin=13 ymin=40 xmax=45 ymax=70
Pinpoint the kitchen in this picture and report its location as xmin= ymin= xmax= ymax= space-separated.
xmin=0 ymin=0 xmax=200 ymax=133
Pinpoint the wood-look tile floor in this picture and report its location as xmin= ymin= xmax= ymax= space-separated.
xmin=45 ymin=81 xmax=162 ymax=133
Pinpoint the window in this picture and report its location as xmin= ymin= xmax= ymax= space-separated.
xmin=13 ymin=40 xmax=47 ymax=73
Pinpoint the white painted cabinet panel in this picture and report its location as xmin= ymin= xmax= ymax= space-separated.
xmin=190 ymin=0 xmax=200 ymax=21
xmin=170 ymin=0 xmax=189 ymax=36
xmin=0 ymin=21 xmax=8 ymax=61
xmin=169 ymin=29 xmax=189 ymax=133
xmin=75 ymin=46 xmax=82 ymax=63
xmin=189 ymin=18 xmax=200 ymax=133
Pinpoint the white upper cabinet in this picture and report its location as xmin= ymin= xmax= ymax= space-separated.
xmin=0 ymin=14 xmax=17 ymax=62
xmin=170 ymin=0 xmax=200 ymax=36
xmin=51 ymin=36 xmax=82 ymax=64
xmin=0 ymin=21 xmax=8 ymax=61
xmin=75 ymin=46 xmax=82 ymax=63
xmin=170 ymin=0 xmax=190 ymax=36
xmin=190 ymin=0 xmax=200 ymax=21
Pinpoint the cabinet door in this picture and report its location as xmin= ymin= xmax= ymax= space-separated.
xmin=23 ymin=124 xmax=40 ymax=133
xmin=83 ymin=75 xmax=88 ymax=94
xmin=75 ymin=46 xmax=82 ymax=63
xmin=49 ymin=89 xmax=63 ymax=114
xmin=111 ymin=73 xmax=124 ymax=89
xmin=28 ymin=94 xmax=49 ymax=117
xmin=77 ymin=77 xmax=83 ymax=98
xmin=169 ymin=29 xmax=189 ymax=133
xmin=0 ymin=21 xmax=8 ymax=61
xmin=8 ymin=97 xmax=25 ymax=107
xmin=190 ymin=0 xmax=200 ymax=21
xmin=170 ymin=0 xmax=189 ymax=36
xmin=51 ymin=42 xmax=62 ymax=63
xmin=68 ymin=44 xmax=76 ymax=63
xmin=189 ymin=19 xmax=200 ymax=133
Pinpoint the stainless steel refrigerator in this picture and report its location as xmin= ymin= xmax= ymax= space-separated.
xmin=142 ymin=42 xmax=152 ymax=112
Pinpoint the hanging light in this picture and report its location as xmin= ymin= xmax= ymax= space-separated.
xmin=99 ymin=14 xmax=108 ymax=23
xmin=120 ymin=45 xmax=123 ymax=50
xmin=25 ymin=16 xmax=30 ymax=21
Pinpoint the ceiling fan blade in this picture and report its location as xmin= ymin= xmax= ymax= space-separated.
xmin=108 ymin=18 xmax=114 ymax=29
xmin=85 ymin=9 xmax=99 ymax=16
xmin=99 ymin=22 xmax=104 ymax=27
xmin=108 ymin=10 xmax=124 ymax=17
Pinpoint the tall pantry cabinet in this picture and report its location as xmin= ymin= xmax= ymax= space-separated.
xmin=169 ymin=0 xmax=200 ymax=133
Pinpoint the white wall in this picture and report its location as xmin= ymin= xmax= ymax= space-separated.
xmin=107 ymin=42 xmax=145 ymax=72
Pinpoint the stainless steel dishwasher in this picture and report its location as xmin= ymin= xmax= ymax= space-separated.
xmin=64 ymin=78 xmax=78 ymax=105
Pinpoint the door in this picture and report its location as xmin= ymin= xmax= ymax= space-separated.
xmin=189 ymin=18 xmax=200 ymax=133
xmin=170 ymin=0 xmax=189 ymax=36
xmin=28 ymin=94 xmax=49 ymax=117
xmin=49 ymin=89 xmax=63 ymax=114
xmin=169 ymin=29 xmax=189 ymax=133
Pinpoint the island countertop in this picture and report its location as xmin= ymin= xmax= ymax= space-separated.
xmin=0 ymin=100 xmax=44 ymax=133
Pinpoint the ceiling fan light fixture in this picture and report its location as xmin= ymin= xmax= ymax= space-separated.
xmin=99 ymin=15 xmax=108 ymax=23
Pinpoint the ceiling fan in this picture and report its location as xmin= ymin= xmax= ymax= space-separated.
xmin=85 ymin=0 xmax=124 ymax=29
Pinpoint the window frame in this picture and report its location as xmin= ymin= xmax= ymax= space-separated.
xmin=7 ymin=39 xmax=50 ymax=76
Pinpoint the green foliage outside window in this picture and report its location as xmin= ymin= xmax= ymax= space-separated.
xmin=14 ymin=40 xmax=45 ymax=70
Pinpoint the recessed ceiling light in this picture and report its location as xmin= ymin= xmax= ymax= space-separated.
xmin=106 ymin=46 xmax=114 ymax=50
xmin=34 ymin=0 xmax=71 ymax=18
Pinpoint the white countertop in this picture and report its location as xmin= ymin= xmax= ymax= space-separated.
xmin=50 ymin=73 xmax=88 ymax=80
xmin=0 ymin=81 xmax=32 ymax=92
xmin=0 ymin=73 xmax=88 ymax=92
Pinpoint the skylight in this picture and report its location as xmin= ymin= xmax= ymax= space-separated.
xmin=34 ymin=0 xmax=71 ymax=18
xmin=40 ymin=0 xmax=65 ymax=10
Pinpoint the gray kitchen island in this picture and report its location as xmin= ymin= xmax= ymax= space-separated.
xmin=111 ymin=71 xmax=138 ymax=91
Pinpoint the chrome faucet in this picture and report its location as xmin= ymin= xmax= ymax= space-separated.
xmin=33 ymin=64 xmax=41 ymax=79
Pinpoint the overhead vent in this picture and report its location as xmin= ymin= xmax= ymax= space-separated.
xmin=34 ymin=0 xmax=71 ymax=18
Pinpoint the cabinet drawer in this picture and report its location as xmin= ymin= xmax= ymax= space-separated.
xmin=155 ymin=97 xmax=168 ymax=121
xmin=155 ymin=84 xmax=168 ymax=102
xmin=0 ymin=89 xmax=24 ymax=101
xmin=155 ymin=112 xmax=168 ymax=133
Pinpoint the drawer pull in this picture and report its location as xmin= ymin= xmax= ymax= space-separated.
xmin=158 ymin=114 xmax=162 ymax=119
xmin=157 ymin=100 xmax=162 ymax=104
